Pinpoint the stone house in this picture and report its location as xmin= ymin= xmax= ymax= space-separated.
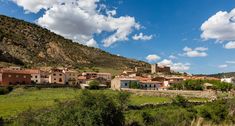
xmin=111 ymin=77 xmax=139 ymax=90
xmin=49 ymin=69 xmax=66 ymax=84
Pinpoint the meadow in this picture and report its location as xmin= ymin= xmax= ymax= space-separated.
xmin=0 ymin=88 xmax=208 ymax=119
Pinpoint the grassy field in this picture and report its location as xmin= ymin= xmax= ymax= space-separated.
xmin=0 ymin=88 xmax=208 ymax=119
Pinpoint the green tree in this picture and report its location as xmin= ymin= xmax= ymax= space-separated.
xmin=13 ymin=90 xmax=128 ymax=126
xmin=129 ymin=81 xmax=141 ymax=89
xmin=88 ymin=80 xmax=100 ymax=90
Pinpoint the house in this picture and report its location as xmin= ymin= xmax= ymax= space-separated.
xmin=151 ymin=64 xmax=171 ymax=74
xmin=78 ymin=76 xmax=87 ymax=84
xmin=97 ymin=73 xmax=112 ymax=81
xmin=0 ymin=70 xmax=31 ymax=86
xmin=40 ymin=71 xmax=49 ymax=84
xmin=49 ymin=69 xmax=66 ymax=84
xmin=140 ymin=81 xmax=162 ymax=90
xmin=63 ymin=70 xmax=79 ymax=85
xmin=166 ymin=77 xmax=184 ymax=85
xmin=111 ymin=77 xmax=139 ymax=90
xmin=221 ymin=77 xmax=235 ymax=85
xmin=122 ymin=70 xmax=137 ymax=77
xmin=25 ymin=69 xmax=41 ymax=84
xmin=82 ymin=72 xmax=97 ymax=79
xmin=204 ymin=83 xmax=213 ymax=90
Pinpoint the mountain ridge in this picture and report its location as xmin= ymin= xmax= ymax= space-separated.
xmin=0 ymin=15 xmax=149 ymax=70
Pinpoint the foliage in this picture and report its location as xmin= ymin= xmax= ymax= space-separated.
xmin=196 ymin=100 xmax=229 ymax=124
xmin=88 ymin=80 xmax=100 ymax=89
xmin=12 ymin=90 xmax=130 ymax=126
xmin=0 ymin=86 xmax=13 ymax=95
xmin=129 ymin=81 xmax=141 ymax=89
xmin=170 ymin=79 xmax=233 ymax=91
xmin=172 ymin=95 xmax=188 ymax=107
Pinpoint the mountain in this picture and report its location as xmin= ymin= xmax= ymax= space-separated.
xmin=206 ymin=72 xmax=235 ymax=78
xmin=195 ymin=72 xmax=235 ymax=79
xmin=0 ymin=15 xmax=149 ymax=70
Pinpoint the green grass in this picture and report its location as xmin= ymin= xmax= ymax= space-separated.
xmin=129 ymin=95 xmax=171 ymax=105
xmin=0 ymin=88 xmax=80 ymax=118
xmin=0 ymin=88 xmax=209 ymax=119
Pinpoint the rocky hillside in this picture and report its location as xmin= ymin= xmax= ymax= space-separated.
xmin=0 ymin=15 xmax=148 ymax=69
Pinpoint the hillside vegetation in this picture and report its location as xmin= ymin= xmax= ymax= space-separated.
xmin=0 ymin=15 xmax=148 ymax=69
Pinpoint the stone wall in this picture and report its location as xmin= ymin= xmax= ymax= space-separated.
xmin=122 ymin=89 xmax=217 ymax=99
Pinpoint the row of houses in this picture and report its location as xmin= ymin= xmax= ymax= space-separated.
xmin=0 ymin=67 xmax=112 ymax=86
xmin=111 ymin=75 xmax=184 ymax=90
xmin=111 ymin=69 xmax=221 ymax=90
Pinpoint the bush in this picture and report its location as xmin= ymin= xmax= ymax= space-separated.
xmin=129 ymin=81 xmax=141 ymax=89
xmin=172 ymin=95 xmax=189 ymax=107
xmin=196 ymin=100 xmax=229 ymax=124
xmin=12 ymin=90 xmax=130 ymax=126
xmin=88 ymin=80 xmax=100 ymax=90
xmin=140 ymin=106 xmax=195 ymax=126
xmin=171 ymin=79 xmax=233 ymax=91
xmin=0 ymin=86 xmax=13 ymax=95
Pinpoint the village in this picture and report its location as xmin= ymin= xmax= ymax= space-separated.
xmin=1 ymin=64 xmax=234 ymax=91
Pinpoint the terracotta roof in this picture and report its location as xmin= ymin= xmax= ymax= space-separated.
xmin=1 ymin=70 xmax=31 ymax=75
xmin=135 ymin=76 xmax=151 ymax=81
xmin=78 ymin=76 xmax=87 ymax=80
xmin=140 ymin=81 xmax=162 ymax=84
xmin=24 ymin=69 xmax=41 ymax=74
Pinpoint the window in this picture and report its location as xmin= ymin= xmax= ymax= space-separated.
xmin=125 ymin=83 xmax=128 ymax=86
xmin=149 ymin=85 xmax=151 ymax=87
xmin=35 ymin=76 xmax=37 ymax=78
xmin=23 ymin=75 xmax=26 ymax=78
xmin=16 ymin=75 xmax=19 ymax=78
xmin=59 ymin=74 xmax=62 ymax=76
xmin=8 ymin=75 xmax=12 ymax=78
xmin=59 ymin=78 xmax=62 ymax=82
xmin=53 ymin=74 xmax=56 ymax=76
xmin=54 ymin=78 xmax=56 ymax=81
xmin=36 ymin=80 xmax=38 ymax=82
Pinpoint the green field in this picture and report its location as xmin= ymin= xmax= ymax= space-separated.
xmin=0 ymin=88 xmax=208 ymax=119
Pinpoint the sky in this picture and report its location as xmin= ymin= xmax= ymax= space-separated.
xmin=1 ymin=0 xmax=235 ymax=74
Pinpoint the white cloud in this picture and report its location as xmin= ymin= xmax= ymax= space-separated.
xmin=218 ymin=64 xmax=228 ymax=68
xmin=169 ymin=55 xmax=177 ymax=59
xmin=158 ymin=59 xmax=190 ymax=71
xmin=226 ymin=61 xmax=235 ymax=64
xmin=224 ymin=41 xmax=235 ymax=49
xmin=86 ymin=38 xmax=98 ymax=47
xmin=201 ymin=9 xmax=235 ymax=42
xmin=13 ymin=0 xmax=143 ymax=47
xmin=182 ymin=46 xmax=208 ymax=57
xmin=132 ymin=33 xmax=153 ymax=41
xmin=12 ymin=0 xmax=58 ymax=13
xmin=146 ymin=54 xmax=161 ymax=63
xmin=195 ymin=47 xmax=208 ymax=51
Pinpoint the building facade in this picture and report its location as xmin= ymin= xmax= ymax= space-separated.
xmin=111 ymin=77 xmax=139 ymax=90
xmin=0 ymin=70 xmax=31 ymax=86
xmin=49 ymin=69 xmax=66 ymax=84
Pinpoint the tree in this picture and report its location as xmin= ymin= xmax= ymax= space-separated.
xmin=88 ymin=80 xmax=100 ymax=89
xmin=129 ymin=81 xmax=141 ymax=89
xmin=13 ymin=90 xmax=129 ymax=126
xmin=172 ymin=95 xmax=188 ymax=107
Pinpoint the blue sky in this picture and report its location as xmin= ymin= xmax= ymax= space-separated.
xmin=1 ymin=0 xmax=235 ymax=74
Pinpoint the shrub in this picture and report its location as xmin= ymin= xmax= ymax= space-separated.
xmin=0 ymin=86 xmax=13 ymax=95
xmin=88 ymin=80 xmax=100 ymax=90
xmin=172 ymin=95 xmax=188 ymax=107
xmin=12 ymin=90 xmax=129 ymax=126
xmin=196 ymin=100 xmax=229 ymax=123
